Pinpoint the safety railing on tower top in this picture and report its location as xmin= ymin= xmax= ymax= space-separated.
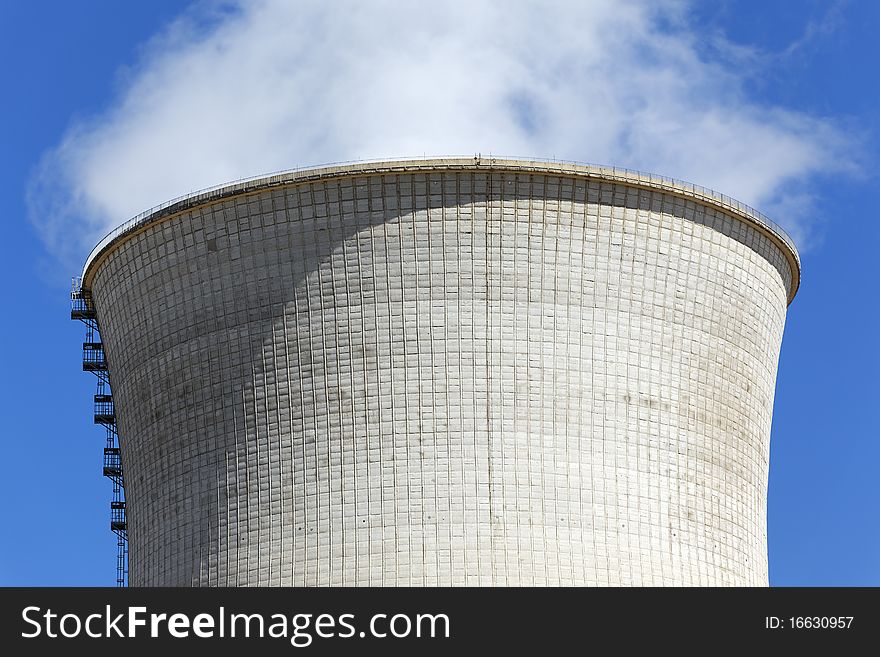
xmin=80 ymin=155 xmax=800 ymax=281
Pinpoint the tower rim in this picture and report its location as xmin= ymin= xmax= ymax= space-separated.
xmin=80 ymin=156 xmax=801 ymax=303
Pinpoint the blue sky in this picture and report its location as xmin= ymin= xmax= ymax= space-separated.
xmin=1 ymin=0 xmax=877 ymax=585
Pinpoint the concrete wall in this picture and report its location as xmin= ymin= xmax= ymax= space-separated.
xmin=88 ymin=162 xmax=794 ymax=585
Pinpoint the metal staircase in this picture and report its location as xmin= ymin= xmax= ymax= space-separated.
xmin=71 ymin=278 xmax=127 ymax=587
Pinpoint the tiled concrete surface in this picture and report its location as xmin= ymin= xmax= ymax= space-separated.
xmin=89 ymin=163 xmax=794 ymax=586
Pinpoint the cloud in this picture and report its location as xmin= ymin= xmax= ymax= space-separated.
xmin=782 ymin=0 xmax=846 ymax=58
xmin=29 ymin=0 xmax=856 ymax=268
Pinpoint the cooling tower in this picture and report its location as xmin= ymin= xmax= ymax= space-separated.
xmin=77 ymin=158 xmax=799 ymax=586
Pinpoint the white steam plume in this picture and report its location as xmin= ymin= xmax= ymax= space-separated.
xmin=29 ymin=0 xmax=855 ymax=268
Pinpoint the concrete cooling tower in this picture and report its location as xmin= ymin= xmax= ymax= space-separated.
xmin=71 ymin=158 xmax=799 ymax=586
